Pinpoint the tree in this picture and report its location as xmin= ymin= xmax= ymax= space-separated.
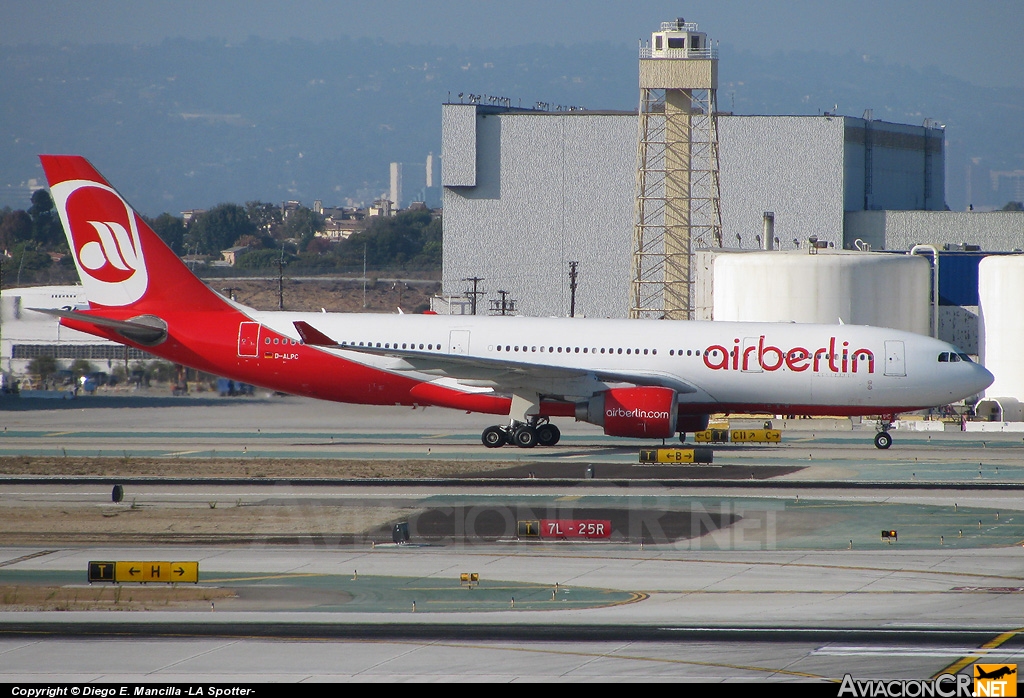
xmin=27 ymin=189 xmax=63 ymax=247
xmin=70 ymin=359 xmax=94 ymax=380
xmin=337 ymin=210 xmax=441 ymax=270
xmin=185 ymin=203 xmax=257 ymax=254
xmin=285 ymin=207 xmax=325 ymax=252
xmin=146 ymin=213 xmax=186 ymax=254
xmin=0 ymin=209 xmax=32 ymax=250
xmin=9 ymin=242 xmax=53 ymax=282
xmin=246 ymin=201 xmax=283 ymax=237
xmin=27 ymin=355 xmax=58 ymax=385
xmin=1002 ymin=201 xmax=1024 ymax=211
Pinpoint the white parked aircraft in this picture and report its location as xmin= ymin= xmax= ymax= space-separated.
xmin=38 ymin=155 xmax=993 ymax=449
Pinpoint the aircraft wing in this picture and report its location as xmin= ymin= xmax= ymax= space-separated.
xmin=293 ymin=320 xmax=697 ymax=396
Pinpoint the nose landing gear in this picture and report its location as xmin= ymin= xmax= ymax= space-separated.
xmin=874 ymin=416 xmax=895 ymax=449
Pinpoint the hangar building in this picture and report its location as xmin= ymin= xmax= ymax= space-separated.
xmin=441 ymin=104 xmax=948 ymax=319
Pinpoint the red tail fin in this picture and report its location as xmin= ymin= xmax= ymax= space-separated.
xmin=40 ymin=155 xmax=229 ymax=313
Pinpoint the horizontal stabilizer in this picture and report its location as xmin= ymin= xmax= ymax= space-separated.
xmin=293 ymin=320 xmax=339 ymax=347
xmin=30 ymin=308 xmax=168 ymax=346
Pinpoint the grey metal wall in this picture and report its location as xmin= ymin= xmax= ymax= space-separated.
xmin=442 ymin=106 xmax=949 ymax=318
xmin=443 ymin=107 xmax=636 ymax=318
xmin=718 ymin=116 xmax=846 ymax=250
xmin=842 ymin=118 xmax=946 ymax=213
xmin=845 ymin=210 xmax=1024 ymax=251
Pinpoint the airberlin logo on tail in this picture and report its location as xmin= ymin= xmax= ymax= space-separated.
xmin=79 ymin=219 xmax=140 ymax=283
xmin=703 ymin=336 xmax=875 ymax=374
xmin=49 ymin=180 xmax=149 ymax=307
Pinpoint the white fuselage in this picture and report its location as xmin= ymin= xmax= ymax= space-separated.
xmin=252 ymin=311 xmax=992 ymax=415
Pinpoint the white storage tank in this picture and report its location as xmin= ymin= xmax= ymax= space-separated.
xmin=711 ymin=250 xmax=930 ymax=334
xmin=978 ymin=255 xmax=1024 ymax=402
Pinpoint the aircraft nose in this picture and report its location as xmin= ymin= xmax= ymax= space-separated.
xmin=973 ymin=362 xmax=995 ymax=394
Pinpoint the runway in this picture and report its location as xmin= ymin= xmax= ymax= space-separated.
xmin=2 ymin=393 xmax=1024 ymax=682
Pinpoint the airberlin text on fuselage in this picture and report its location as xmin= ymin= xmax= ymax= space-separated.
xmin=606 ymin=407 xmax=671 ymax=420
xmin=703 ymin=336 xmax=875 ymax=374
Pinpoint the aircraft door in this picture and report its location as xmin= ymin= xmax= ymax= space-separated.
xmin=741 ymin=337 xmax=762 ymax=372
xmin=449 ymin=330 xmax=470 ymax=355
xmin=884 ymin=340 xmax=906 ymax=376
xmin=238 ymin=322 xmax=261 ymax=357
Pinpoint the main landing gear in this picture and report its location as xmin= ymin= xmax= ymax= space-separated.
xmin=481 ymin=417 xmax=561 ymax=449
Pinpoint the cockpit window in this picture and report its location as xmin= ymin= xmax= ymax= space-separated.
xmin=939 ymin=351 xmax=974 ymax=363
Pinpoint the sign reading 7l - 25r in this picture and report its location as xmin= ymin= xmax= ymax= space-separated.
xmin=88 ymin=561 xmax=199 ymax=584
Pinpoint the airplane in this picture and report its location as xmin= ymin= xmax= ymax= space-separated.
xmin=36 ymin=155 xmax=993 ymax=450
xmin=975 ymin=666 xmax=1016 ymax=681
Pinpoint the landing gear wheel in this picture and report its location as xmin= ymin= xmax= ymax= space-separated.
xmin=512 ymin=426 xmax=538 ymax=448
xmin=536 ymin=423 xmax=561 ymax=447
xmin=678 ymin=432 xmax=687 ymax=444
xmin=874 ymin=431 xmax=892 ymax=450
xmin=481 ymin=426 xmax=506 ymax=448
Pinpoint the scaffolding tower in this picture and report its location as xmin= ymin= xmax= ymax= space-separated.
xmin=630 ymin=18 xmax=723 ymax=320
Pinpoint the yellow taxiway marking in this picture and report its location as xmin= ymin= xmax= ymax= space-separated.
xmin=44 ymin=431 xmax=78 ymax=437
xmin=165 ymin=450 xmax=207 ymax=456
xmin=933 ymin=627 xmax=1024 ymax=679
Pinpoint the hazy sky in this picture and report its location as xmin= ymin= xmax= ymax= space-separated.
xmin=2 ymin=0 xmax=1021 ymax=88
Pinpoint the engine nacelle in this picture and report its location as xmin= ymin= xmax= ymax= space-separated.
xmin=576 ymin=386 xmax=678 ymax=439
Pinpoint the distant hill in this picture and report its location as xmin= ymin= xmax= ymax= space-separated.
xmin=1 ymin=37 xmax=1020 ymax=214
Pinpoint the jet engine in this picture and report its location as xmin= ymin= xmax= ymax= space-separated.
xmin=576 ymin=386 xmax=678 ymax=438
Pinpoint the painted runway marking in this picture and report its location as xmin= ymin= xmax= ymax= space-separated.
xmin=0 ymin=549 xmax=59 ymax=567
xmin=817 ymin=646 xmax=1024 ymax=658
xmin=934 ymin=627 xmax=1024 ymax=678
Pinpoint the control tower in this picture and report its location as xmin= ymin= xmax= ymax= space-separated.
xmin=630 ymin=18 xmax=723 ymax=320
